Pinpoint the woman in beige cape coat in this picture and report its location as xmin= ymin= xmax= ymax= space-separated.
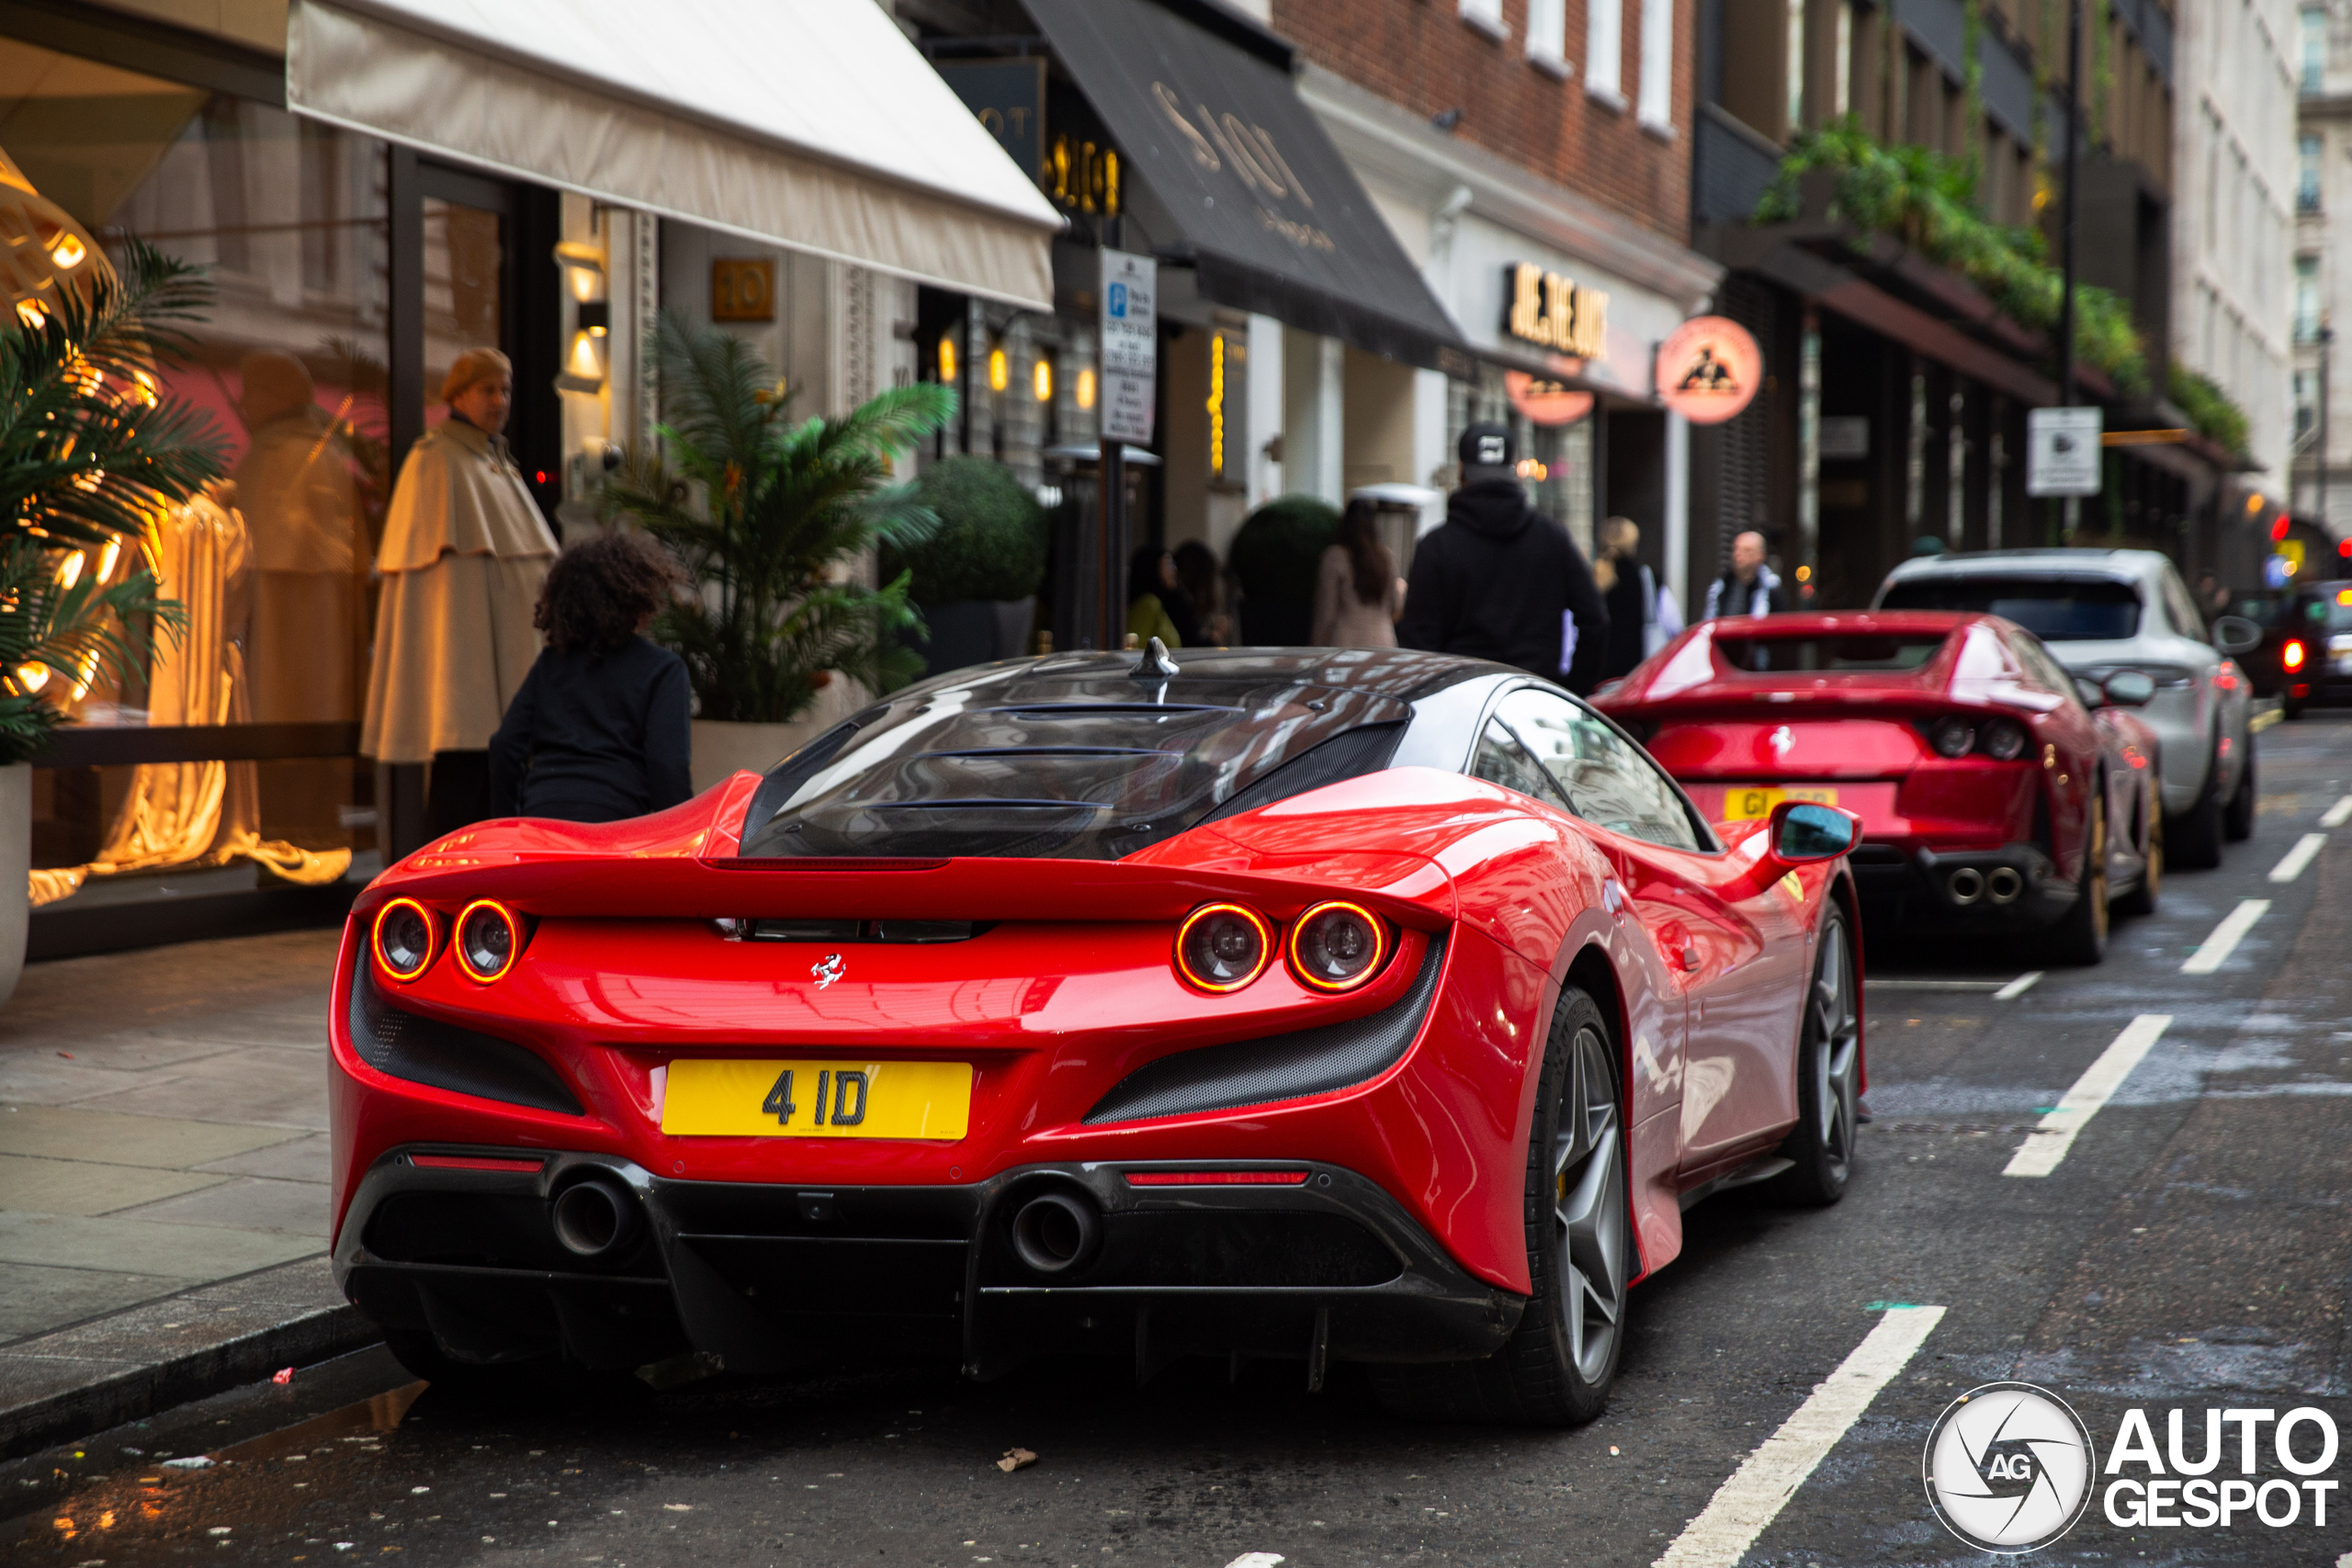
xmin=361 ymin=348 xmax=558 ymax=838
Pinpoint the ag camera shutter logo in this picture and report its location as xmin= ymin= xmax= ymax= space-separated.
xmin=1924 ymin=1382 xmax=2097 ymax=1553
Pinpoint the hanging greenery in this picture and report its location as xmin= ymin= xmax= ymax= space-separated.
xmin=1753 ymin=118 xmax=2152 ymax=397
xmin=2166 ymin=363 xmax=2252 ymax=458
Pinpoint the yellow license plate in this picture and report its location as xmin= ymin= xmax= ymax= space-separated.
xmin=1723 ymin=785 xmax=1838 ymax=821
xmin=662 ymin=1059 xmax=972 ymax=1140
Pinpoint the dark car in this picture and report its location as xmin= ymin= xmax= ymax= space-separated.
xmin=2281 ymin=580 xmax=2352 ymax=718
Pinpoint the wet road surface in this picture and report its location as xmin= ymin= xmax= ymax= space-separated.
xmin=8 ymin=715 xmax=2352 ymax=1567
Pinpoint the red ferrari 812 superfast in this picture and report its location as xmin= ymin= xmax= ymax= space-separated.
xmin=331 ymin=648 xmax=1862 ymax=1425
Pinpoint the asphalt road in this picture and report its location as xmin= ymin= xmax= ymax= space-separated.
xmin=9 ymin=713 xmax=2352 ymax=1568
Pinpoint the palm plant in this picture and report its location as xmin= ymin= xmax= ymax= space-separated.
xmin=608 ymin=314 xmax=956 ymax=724
xmin=0 ymin=239 xmax=216 ymax=761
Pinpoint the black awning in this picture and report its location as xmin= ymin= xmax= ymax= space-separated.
xmin=1025 ymin=0 xmax=1473 ymax=375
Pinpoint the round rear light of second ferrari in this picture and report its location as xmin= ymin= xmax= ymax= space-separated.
xmin=1289 ymin=900 xmax=1389 ymax=992
xmin=1979 ymin=717 xmax=2029 ymax=761
xmin=455 ymin=899 xmax=522 ymax=982
xmin=1174 ymin=903 xmax=1273 ymax=992
xmin=1928 ymin=716 xmax=1975 ymax=758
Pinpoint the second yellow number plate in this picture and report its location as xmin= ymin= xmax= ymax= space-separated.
xmin=1723 ymin=785 xmax=1838 ymax=821
xmin=662 ymin=1058 xmax=972 ymax=1140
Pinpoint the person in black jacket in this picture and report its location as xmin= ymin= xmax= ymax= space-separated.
xmin=1396 ymin=423 xmax=1610 ymax=694
xmin=490 ymin=531 xmax=694 ymax=822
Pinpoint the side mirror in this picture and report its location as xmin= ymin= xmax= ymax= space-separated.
xmin=1770 ymin=799 xmax=1857 ymax=863
xmin=2075 ymin=676 xmax=2109 ymax=709
xmin=2212 ymin=615 xmax=2263 ymax=657
xmin=2100 ymin=670 xmax=2156 ymax=707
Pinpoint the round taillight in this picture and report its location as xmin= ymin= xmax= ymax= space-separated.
xmin=1174 ymin=903 xmax=1273 ymax=993
xmin=372 ymin=898 xmax=435 ymax=981
xmin=1979 ymin=716 xmax=2029 ymax=761
xmin=1289 ymin=900 xmax=1389 ymax=992
xmin=2285 ymin=639 xmax=2307 ymax=672
xmin=1928 ymin=716 xmax=1975 ymax=758
xmin=455 ymin=899 xmax=522 ymax=982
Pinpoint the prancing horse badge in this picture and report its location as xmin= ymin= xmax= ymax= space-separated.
xmin=811 ymin=953 xmax=844 ymax=989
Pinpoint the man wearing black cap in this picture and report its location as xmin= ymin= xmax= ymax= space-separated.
xmin=1396 ymin=423 xmax=1611 ymax=694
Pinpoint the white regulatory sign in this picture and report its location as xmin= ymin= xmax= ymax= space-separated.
xmin=1098 ymin=248 xmax=1157 ymax=446
xmin=2026 ymin=406 xmax=2102 ymax=497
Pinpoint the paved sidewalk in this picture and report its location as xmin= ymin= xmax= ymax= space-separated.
xmin=0 ymin=930 xmax=365 ymax=1450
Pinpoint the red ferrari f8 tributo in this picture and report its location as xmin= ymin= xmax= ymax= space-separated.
xmin=330 ymin=648 xmax=1862 ymax=1424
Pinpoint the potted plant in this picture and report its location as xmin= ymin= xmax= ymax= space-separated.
xmin=0 ymin=240 xmax=210 ymax=1002
xmin=881 ymin=455 xmax=1047 ymax=674
xmin=1227 ymin=493 xmax=1340 ymax=647
xmin=607 ymin=315 xmax=954 ymax=791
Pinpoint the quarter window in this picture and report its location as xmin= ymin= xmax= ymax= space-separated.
xmin=1495 ymin=689 xmax=1703 ymax=851
xmin=1472 ymin=719 xmax=1571 ymax=809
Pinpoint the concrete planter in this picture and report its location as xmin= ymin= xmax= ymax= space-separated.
xmin=0 ymin=763 xmax=28 ymax=1009
xmin=688 ymin=676 xmax=873 ymax=795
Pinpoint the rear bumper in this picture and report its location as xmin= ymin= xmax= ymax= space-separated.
xmin=1847 ymin=840 xmax=2073 ymax=931
xmin=333 ymin=1145 xmax=1525 ymax=1378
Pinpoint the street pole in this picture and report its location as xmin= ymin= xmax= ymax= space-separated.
xmin=2321 ymin=321 xmax=2334 ymax=549
xmin=2052 ymin=0 xmax=2083 ymax=541
xmin=1101 ymin=436 xmax=1125 ymax=648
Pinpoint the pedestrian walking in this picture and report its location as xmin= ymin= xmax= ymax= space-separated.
xmin=1396 ymin=423 xmax=1609 ymax=693
xmin=1126 ymin=546 xmax=1193 ymax=648
xmin=489 ymin=531 xmax=694 ymax=823
xmin=1171 ymin=539 xmax=1229 ymax=647
xmin=1314 ymin=499 xmax=1405 ymax=648
xmin=1702 ymin=529 xmax=1788 ymax=620
xmin=362 ymin=348 xmax=560 ymax=838
xmin=1592 ymin=515 xmax=1681 ymax=679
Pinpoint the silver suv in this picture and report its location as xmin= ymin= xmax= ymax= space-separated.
xmin=1874 ymin=548 xmax=2259 ymax=867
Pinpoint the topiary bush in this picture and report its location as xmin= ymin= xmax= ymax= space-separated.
xmin=882 ymin=456 xmax=1047 ymax=604
xmin=1227 ymin=493 xmax=1339 ymax=646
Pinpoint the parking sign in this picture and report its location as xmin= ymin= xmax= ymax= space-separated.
xmin=1099 ymin=249 xmax=1156 ymax=445
xmin=2026 ymin=406 xmax=2102 ymax=497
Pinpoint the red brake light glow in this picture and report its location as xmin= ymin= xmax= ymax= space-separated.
xmin=409 ymin=1154 xmax=546 ymax=1172
xmin=2285 ymin=639 xmax=2308 ymax=672
xmin=1124 ymin=1170 xmax=1311 ymax=1187
xmin=454 ymin=898 xmax=523 ymax=982
xmin=371 ymin=897 xmax=436 ymax=981
xmin=1173 ymin=902 xmax=1275 ymax=992
xmin=1287 ymin=899 xmax=1391 ymax=992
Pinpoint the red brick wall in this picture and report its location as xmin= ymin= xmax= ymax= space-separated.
xmin=1272 ymin=0 xmax=1693 ymax=246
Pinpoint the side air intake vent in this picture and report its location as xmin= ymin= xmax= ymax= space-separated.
xmin=1083 ymin=933 xmax=1447 ymax=1124
xmin=347 ymin=967 xmax=583 ymax=1116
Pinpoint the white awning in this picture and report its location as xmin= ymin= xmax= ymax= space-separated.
xmin=286 ymin=0 xmax=1061 ymax=309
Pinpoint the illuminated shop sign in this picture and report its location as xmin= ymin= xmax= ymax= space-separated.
xmin=1505 ymin=262 xmax=1608 ymax=359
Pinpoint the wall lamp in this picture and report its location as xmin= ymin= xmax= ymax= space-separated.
xmin=553 ymin=240 xmax=609 ymax=393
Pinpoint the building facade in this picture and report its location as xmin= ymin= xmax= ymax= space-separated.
xmin=2295 ymin=0 xmax=2352 ymax=547
xmin=2174 ymin=0 xmax=2297 ymax=489
xmin=6 ymin=0 xmax=1055 ymax=953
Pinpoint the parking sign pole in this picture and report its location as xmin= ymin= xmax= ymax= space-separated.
xmin=2054 ymin=0 xmax=2082 ymax=540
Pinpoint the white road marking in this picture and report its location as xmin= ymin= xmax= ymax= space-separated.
xmin=2323 ymin=795 xmax=2352 ymax=829
xmin=1650 ymin=1306 xmax=1946 ymax=1568
xmin=1993 ymin=971 xmax=2044 ymax=1000
xmin=1866 ymin=978 xmax=2005 ymax=992
xmin=2004 ymin=1014 xmax=2174 ymax=1178
xmin=2268 ymin=833 xmax=2328 ymax=885
xmin=2181 ymin=898 xmax=2270 ymax=974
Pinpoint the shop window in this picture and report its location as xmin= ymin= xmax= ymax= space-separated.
xmin=0 ymin=37 xmax=390 ymax=904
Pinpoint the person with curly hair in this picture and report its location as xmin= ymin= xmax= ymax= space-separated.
xmin=489 ymin=531 xmax=695 ymax=822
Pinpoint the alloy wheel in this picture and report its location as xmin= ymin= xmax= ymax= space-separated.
xmin=1555 ymin=1022 xmax=1626 ymax=1384
xmin=1808 ymin=917 xmax=1861 ymax=1181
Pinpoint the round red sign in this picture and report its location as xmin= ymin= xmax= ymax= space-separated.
xmin=1505 ymin=371 xmax=1594 ymax=427
xmin=1655 ymin=316 xmax=1762 ymax=424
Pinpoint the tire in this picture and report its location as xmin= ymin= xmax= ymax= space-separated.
xmin=2049 ymin=792 xmax=2109 ymax=965
xmin=2224 ymin=739 xmax=2256 ymax=842
xmin=2168 ymin=739 xmax=2225 ymax=870
xmin=1373 ymin=987 xmax=1629 ymax=1427
xmin=2115 ymin=798 xmax=2162 ymax=918
xmin=1770 ymin=908 xmax=1860 ymax=1205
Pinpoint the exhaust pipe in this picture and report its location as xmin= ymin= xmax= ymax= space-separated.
xmin=551 ymin=1177 xmax=642 ymax=1259
xmin=1010 ymin=1191 xmax=1101 ymax=1275
xmin=1948 ymin=867 xmax=1985 ymax=906
xmin=1985 ymin=866 xmax=2024 ymax=905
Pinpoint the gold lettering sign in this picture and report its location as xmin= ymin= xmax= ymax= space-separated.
xmin=1048 ymin=135 xmax=1120 ymax=218
xmin=1504 ymin=262 xmax=1607 ymax=359
xmin=712 ymin=258 xmax=775 ymax=322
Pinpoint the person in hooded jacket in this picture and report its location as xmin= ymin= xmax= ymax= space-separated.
xmin=1396 ymin=423 xmax=1609 ymax=694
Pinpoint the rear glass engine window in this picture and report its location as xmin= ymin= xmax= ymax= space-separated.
xmin=1710 ymin=632 xmax=1951 ymax=672
xmin=737 ymin=661 xmax=1412 ymax=860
